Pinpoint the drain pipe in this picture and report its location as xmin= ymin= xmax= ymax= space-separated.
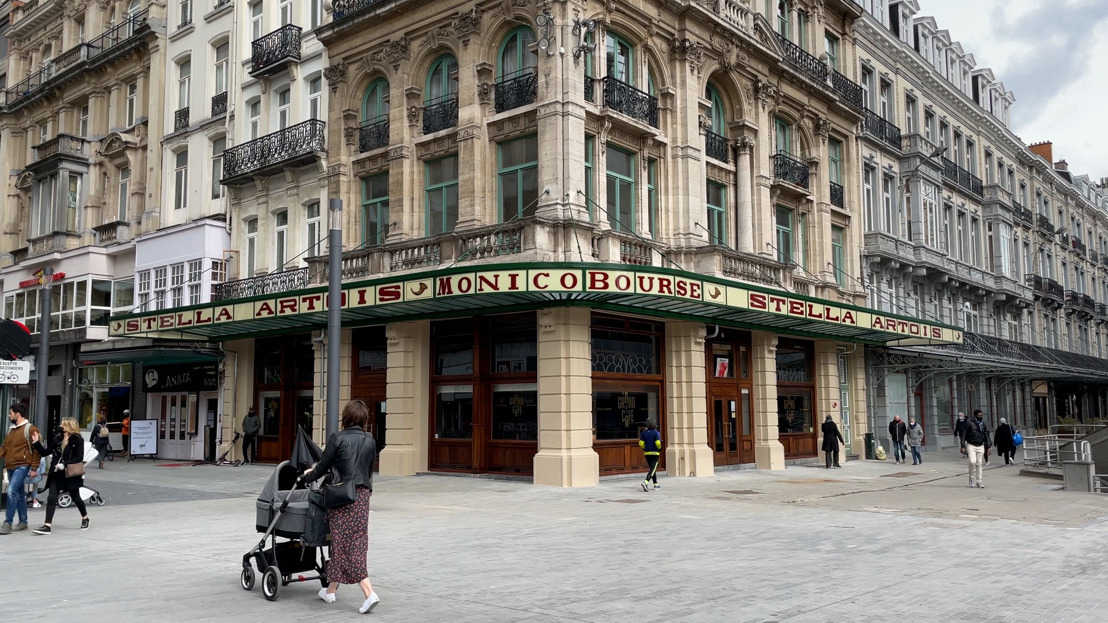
xmin=705 ymin=324 xmax=721 ymax=339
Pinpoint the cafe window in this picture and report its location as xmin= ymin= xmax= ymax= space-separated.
xmin=434 ymin=321 xmax=474 ymax=376
xmin=491 ymin=383 xmax=537 ymax=441
xmin=490 ymin=316 xmax=537 ymax=374
xmin=711 ymin=343 xmax=749 ymax=379
xmin=593 ymin=385 xmax=659 ymax=441
xmin=434 ymin=385 xmax=473 ymax=440
xmin=591 ymin=315 xmax=662 ymax=375
xmin=776 ymin=338 xmax=813 ymax=435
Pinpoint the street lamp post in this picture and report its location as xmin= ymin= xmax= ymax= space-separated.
xmin=35 ymin=267 xmax=53 ymax=433
xmin=326 ymin=198 xmax=342 ymax=438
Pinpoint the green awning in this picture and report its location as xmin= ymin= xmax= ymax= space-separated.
xmin=108 ymin=263 xmax=963 ymax=346
xmin=78 ymin=347 xmax=221 ymax=366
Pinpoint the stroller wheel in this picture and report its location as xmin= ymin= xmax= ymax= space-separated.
xmin=240 ymin=566 xmax=255 ymax=591
xmin=262 ymin=566 xmax=280 ymax=601
xmin=58 ymin=493 xmax=73 ymax=508
xmin=94 ymin=494 xmax=106 ymax=506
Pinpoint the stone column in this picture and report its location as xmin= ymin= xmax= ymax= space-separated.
xmin=736 ymin=136 xmax=755 ymax=253
xmin=379 ymin=321 xmax=430 ymax=476
xmin=219 ymin=339 xmax=254 ymax=463
xmin=848 ymin=346 xmax=868 ymax=456
xmin=752 ymin=331 xmax=785 ymax=469
xmin=813 ymin=340 xmax=841 ymax=461
xmin=533 ymin=307 xmax=598 ymax=487
xmin=664 ymin=321 xmax=714 ymax=477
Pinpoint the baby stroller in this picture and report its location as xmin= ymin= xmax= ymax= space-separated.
xmin=240 ymin=460 xmax=329 ymax=601
xmin=58 ymin=441 xmax=106 ymax=508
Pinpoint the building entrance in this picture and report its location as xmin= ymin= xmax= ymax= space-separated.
xmin=706 ymin=334 xmax=754 ymax=466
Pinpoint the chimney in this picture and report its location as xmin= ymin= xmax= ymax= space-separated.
xmin=1100 ymin=177 xmax=1108 ymax=189
xmin=1029 ymin=141 xmax=1053 ymax=163
xmin=1055 ymin=160 xmax=1069 ymax=172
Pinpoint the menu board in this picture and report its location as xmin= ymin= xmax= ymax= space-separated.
xmin=129 ymin=419 xmax=159 ymax=457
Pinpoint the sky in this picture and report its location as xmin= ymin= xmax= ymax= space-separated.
xmin=920 ymin=0 xmax=1108 ymax=181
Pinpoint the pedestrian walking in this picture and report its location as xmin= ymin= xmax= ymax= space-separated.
xmin=300 ymin=400 xmax=379 ymax=614
xmin=821 ymin=414 xmax=844 ymax=469
xmin=965 ymin=409 xmax=991 ymax=488
xmin=92 ymin=416 xmax=111 ymax=469
xmin=30 ymin=418 xmax=90 ymax=535
xmin=906 ymin=417 xmax=925 ymax=465
xmin=639 ymin=420 xmax=662 ymax=491
xmin=888 ymin=415 xmax=908 ymax=464
xmin=994 ymin=418 xmax=1017 ymax=465
xmin=242 ymin=406 xmax=261 ymax=465
xmin=121 ymin=410 xmax=131 ymax=457
xmin=1 ymin=403 xmax=41 ymax=535
xmin=954 ymin=413 xmax=967 ymax=457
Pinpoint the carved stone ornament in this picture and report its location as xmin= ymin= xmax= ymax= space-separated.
xmin=343 ymin=125 xmax=357 ymax=147
xmin=406 ymin=105 xmax=420 ymax=126
xmin=371 ymin=37 xmax=411 ymax=70
xmin=755 ymin=78 xmax=778 ymax=111
xmin=478 ymin=81 xmax=493 ymax=105
xmin=734 ymin=136 xmax=756 ymax=154
xmin=322 ymin=61 xmax=348 ymax=85
xmin=817 ymin=117 xmax=831 ymax=142
xmin=452 ymin=7 xmax=482 ymax=49
xmin=670 ymin=37 xmax=704 ymax=76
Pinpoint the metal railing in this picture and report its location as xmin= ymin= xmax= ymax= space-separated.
xmin=494 ymin=67 xmax=537 ymax=113
xmin=940 ymin=157 xmax=983 ymax=198
xmin=830 ymin=70 xmax=863 ymax=109
xmin=775 ymin=32 xmax=827 ymax=84
xmin=250 ymin=24 xmax=302 ymax=75
xmin=222 ymin=119 xmax=326 ymax=182
xmin=600 ymin=76 xmax=659 ymax=127
xmin=332 ymin=0 xmax=381 ymax=21
xmin=704 ymin=130 xmax=729 ymax=163
xmin=829 ymin=181 xmax=845 ymax=208
xmin=862 ymin=109 xmax=902 ymax=151
xmin=773 ymin=152 xmax=809 ymax=189
xmin=422 ymin=93 xmax=458 ymax=134
xmin=213 ymin=267 xmax=309 ymax=302
xmin=174 ymin=107 xmax=190 ymax=132
xmin=211 ymin=91 xmax=228 ymax=117
xmin=1022 ymin=435 xmax=1091 ymax=471
xmin=358 ymin=116 xmax=389 ymax=152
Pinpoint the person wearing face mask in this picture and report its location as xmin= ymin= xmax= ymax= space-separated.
xmin=0 ymin=403 xmax=41 ymax=535
xmin=888 ymin=415 xmax=908 ymax=465
xmin=953 ymin=413 xmax=967 ymax=458
xmin=964 ymin=409 xmax=991 ymax=488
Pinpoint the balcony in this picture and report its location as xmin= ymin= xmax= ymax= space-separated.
xmin=174 ymin=107 xmax=190 ymax=132
xmin=1012 ymin=201 xmax=1034 ymax=226
xmin=1098 ymin=303 xmax=1108 ymax=319
xmin=775 ymin=33 xmax=828 ymax=85
xmin=830 ymin=71 xmax=863 ymax=109
xmin=600 ymin=77 xmax=659 ymax=128
xmin=358 ymin=116 xmax=389 ymax=153
xmin=704 ymin=130 xmax=729 ymax=163
xmin=32 ymin=134 xmax=89 ymax=164
xmin=27 ymin=232 xmax=80 ymax=258
xmin=913 ymin=243 xmax=953 ymax=275
xmin=92 ymin=221 xmax=131 ymax=245
xmin=772 ymin=152 xmax=809 ymax=189
xmin=332 ymin=0 xmax=382 ymax=21
xmin=992 ymin=275 xmax=1032 ymax=302
xmin=862 ymin=110 xmax=901 ymax=151
xmin=250 ymin=24 xmax=301 ymax=77
xmin=1091 ymin=250 xmax=1099 ymax=264
xmin=1101 ymin=254 xmax=1108 ymax=269
xmin=940 ymin=157 xmax=983 ymax=198
xmin=829 ymin=181 xmax=845 ymax=208
xmin=1036 ymin=213 xmax=1055 ymax=235
xmin=1072 ymin=237 xmax=1087 ymax=256
xmin=10 ymin=0 xmax=64 ymax=38
xmin=221 ymin=119 xmax=326 ymax=185
xmin=211 ymin=91 xmax=228 ymax=117
xmin=863 ymin=232 xmax=915 ymax=266
xmin=900 ymin=133 xmax=940 ymax=159
xmin=213 ymin=267 xmax=309 ymax=302
xmin=494 ymin=68 xmax=537 ymax=113
xmin=1064 ymin=290 xmax=1096 ymax=318
xmin=1027 ymin=275 xmax=1064 ymax=306
xmin=422 ymin=94 xmax=458 ymax=134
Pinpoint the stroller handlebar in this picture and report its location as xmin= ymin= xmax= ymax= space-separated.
xmin=278 ymin=474 xmax=305 ymax=513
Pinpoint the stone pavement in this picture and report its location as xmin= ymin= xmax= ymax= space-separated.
xmin=5 ymin=450 xmax=1108 ymax=622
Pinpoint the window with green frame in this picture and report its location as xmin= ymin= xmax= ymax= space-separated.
xmin=775 ymin=205 xmax=793 ymax=264
xmin=796 ymin=10 xmax=807 ymax=50
xmin=706 ymin=84 xmax=726 ymax=135
xmin=499 ymin=27 xmax=537 ymax=79
xmin=647 ymin=158 xmax=657 ymax=238
xmin=606 ymin=145 xmax=635 ymax=232
xmin=831 ymin=225 xmax=846 ymax=287
xmin=777 ymin=0 xmax=790 ymax=37
xmin=426 ymin=55 xmax=458 ymax=103
xmin=707 ymin=181 xmax=726 ymax=246
xmin=775 ymin=117 xmax=791 ymax=155
xmin=605 ymin=32 xmax=633 ymax=84
xmin=362 ymin=78 xmax=388 ymax=123
xmin=798 ymin=212 xmax=808 ymax=269
xmin=361 ymin=173 xmax=389 ymax=245
xmin=425 ymin=155 xmax=459 ymax=235
xmin=828 ymin=138 xmax=842 ymax=184
xmin=824 ymin=32 xmax=839 ymax=72
xmin=584 ymin=135 xmax=595 ymax=219
xmin=499 ymin=135 xmax=539 ymax=221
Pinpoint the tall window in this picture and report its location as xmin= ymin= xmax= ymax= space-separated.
xmin=248 ymin=100 xmax=261 ymax=139
xmin=606 ymin=145 xmax=635 ymax=232
xmin=214 ymin=42 xmax=229 ymax=95
xmin=211 ymin=137 xmax=226 ymax=199
xmin=882 ymin=176 xmax=893 ymax=236
xmin=274 ymin=210 xmax=288 ymax=270
xmin=584 ymin=135 xmax=595 ymax=219
xmin=174 ymin=150 xmax=188 ymax=211
xmin=118 ymin=167 xmax=130 ymax=221
xmin=776 ymin=0 xmax=790 ymax=37
xmin=277 ymin=88 xmax=291 ymax=129
xmin=361 ymin=173 xmax=389 ymax=245
xmin=66 ymin=174 xmax=80 ymax=231
xmin=774 ymin=117 xmax=791 ymax=155
xmin=498 ymin=27 xmax=537 ymax=80
xmin=905 ymin=95 xmax=917 ymax=133
xmin=970 ymin=217 xmax=981 ymax=266
xmin=924 ymin=110 xmax=934 ymax=141
xmin=647 ymin=159 xmax=657 ymax=238
xmin=310 ymin=0 xmax=322 ymax=28
xmin=706 ymin=181 xmax=726 ymax=246
xmin=177 ymin=59 xmax=190 ymax=109
xmin=863 ymin=165 xmax=875 ymax=229
xmin=178 ymin=0 xmax=191 ymax=28
xmin=154 ymin=267 xmax=167 ymax=310
xmin=828 ymin=138 xmax=842 ymax=184
xmin=860 ymin=67 xmax=873 ymax=110
xmin=78 ymin=105 xmax=89 ymax=138
xmin=425 ymin=155 xmax=459 ymax=235
xmin=245 ymin=218 xmax=258 ymax=276
xmin=605 ymin=33 xmax=633 ymax=84
xmin=308 ymin=77 xmax=322 ymax=120
xmin=775 ymin=206 xmax=793 ymax=264
xmin=279 ymin=0 xmax=292 ymax=25
xmin=171 ymin=263 xmax=185 ymax=307
xmin=126 ymin=82 xmax=137 ymax=126
xmin=706 ymin=84 xmax=726 ymax=136
xmin=362 ymin=79 xmax=388 ymax=123
xmin=188 ymin=260 xmax=203 ymax=305
xmin=795 ymin=10 xmax=807 ymax=50
xmin=498 ymin=135 xmax=539 ymax=221
xmin=831 ymin=225 xmax=845 ymax=287
xmin=250 ymin=1 xmax=263 ymax=40
xmin=426 ymin=55 xmax=459 ymax=102
xmin=824 ymin=32 xmax=839 ymax=71
xmin=305 ymin=202 xmax=321 ymax=258
xmin=879 ymin=80 xmax=891 ymax=119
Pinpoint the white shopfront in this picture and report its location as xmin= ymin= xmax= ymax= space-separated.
xmin=143 ymin=362 xmax=219 ymax=461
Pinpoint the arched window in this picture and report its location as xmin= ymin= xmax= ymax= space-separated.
xmin=706 ymin=84 xmax=726 ymax=136
xmin=605 ymin=32 xmax=633 ymax=85
xmin=360 ymin=78 xmax=390 ymax=152
xmin=498 ymin=27 xmax=536 ymax=79
xmin=425 ymin=55 xmax=458 ymax=102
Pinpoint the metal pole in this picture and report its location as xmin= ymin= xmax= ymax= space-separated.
xmin=35 ymin=267 xmax=53 ymax=433
xmin=326 ymin=198 xmax=342 ymax=438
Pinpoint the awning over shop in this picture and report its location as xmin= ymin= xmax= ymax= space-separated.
xmin=77 ymin=347 xmax=221 ymax=366
xmin=108 ymin=263 xmax=963 ymax=346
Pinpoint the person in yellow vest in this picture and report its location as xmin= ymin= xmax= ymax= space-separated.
xmin=638 ymin=420 xmax=662 ymax=492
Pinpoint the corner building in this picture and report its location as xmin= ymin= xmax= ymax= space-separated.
xmin=109 ymin=0 xmax=959 ymax=485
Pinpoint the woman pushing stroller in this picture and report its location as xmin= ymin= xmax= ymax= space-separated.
xmin=30 ymin=418 xmax=91 ymax=535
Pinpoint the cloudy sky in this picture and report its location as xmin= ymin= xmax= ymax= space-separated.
xmin=921 ymin=0 xmax=1108 ymax=181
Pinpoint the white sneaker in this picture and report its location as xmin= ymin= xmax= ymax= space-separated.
xmin=319 ymin=588 xmax=336 ymax=603
xmin=359 ymin=591 xmax=380 ymax=614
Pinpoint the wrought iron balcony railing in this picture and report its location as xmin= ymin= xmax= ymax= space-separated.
xmin=830 ymin=181 xmax=845 ymax=208
xmin=704 ymin=130 xmax=729 ymax=163
xmin=494 ymin=67 xmax=537 ymax=113
xmin=332 ymin=0 xmax=380 ymax=21
xmin=1012 ymin=201 xmax=1034 ymax=225
xmin=773 ymin=152 xmax=809 ymax=189
xmin=1073 ymin=237 xmax=1087 ymax=256
xmin=1036 ymin=213 xmax=1055 ymax=234
xmin=211 ymin=91 xmax=228 ymax=117
xmin=831 ymin=70 xmax=863 ymax=109
xmin=940 ymin=157 xmax=984 ymax=198
xmin=174 ymin=107 xmax=190 ymax=132
xmin=584 ymin=76 xmax=595 ymax=103
xmin=359 ymin=116 xmax=389 ymax=152
xmin=775 ymin=33 xmax=828 ymax=85
xmin=212 ymin=267 xmax=309 ymax=302
xmin=250 ymin=24 xmax=302 ymax=76
xmin=600 ymin=76 xmax=658 ymax=128
xmin=422 ymin=94 xmax=458 ymax=134
xmin=862 ymin=109 xmax=902 ymax=151
xmin=222 ymin=119 xmax=326 ymax=184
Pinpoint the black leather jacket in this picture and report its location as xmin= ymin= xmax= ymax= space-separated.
xmin=303 ymin=427 xmax=376 ymax=490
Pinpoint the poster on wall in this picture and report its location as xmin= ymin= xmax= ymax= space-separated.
xmin=129 ymin=419 xmax=158 ymax=458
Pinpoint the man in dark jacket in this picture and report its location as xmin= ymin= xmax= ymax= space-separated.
xmin=888 ymin=415 xmax=908 ymax=465
xmin=965 ymin=409 xmax=991 ymax=488
xmin=639 ymin=421 xmax=662 ymax=491
xmin=953 ymin=413 xmax=967 ymax=457
xmin=821 ymin=415 xmax=845 ymax=469
xmin=242 ymin=406 xmax=261 ymax=464
xmin=92 ymin=416 xmax=111 ymax=469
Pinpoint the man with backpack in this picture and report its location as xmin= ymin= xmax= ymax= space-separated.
xmin=1 ymin=403 xmax=41 ymax=535
xmin=92 ymin=415 xmax=111 ymax=469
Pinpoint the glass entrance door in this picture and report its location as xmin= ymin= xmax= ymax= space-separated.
xmin=158 ymin=393 xmax=190 ymax=459
xmin=710 ymin=388 xmax=753 ymax=465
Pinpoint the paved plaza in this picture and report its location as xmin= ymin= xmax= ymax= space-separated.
xmin=5 ymin=450 xmax=1108 ymax=622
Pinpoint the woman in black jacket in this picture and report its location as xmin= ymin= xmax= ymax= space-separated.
xmin=301 ymin=400 xmax=379 ymax=614
xmin=994 ymin=418 xmax=1017 ymax=466
xmin=30 ymin=417 xmax=90 ymax=535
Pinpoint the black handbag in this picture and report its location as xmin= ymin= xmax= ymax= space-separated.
xmin=322 ymin=433 xmax=366 ymax=508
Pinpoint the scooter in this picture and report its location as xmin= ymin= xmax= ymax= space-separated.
xmin=216 ymin=431 xmax=245 ymax=467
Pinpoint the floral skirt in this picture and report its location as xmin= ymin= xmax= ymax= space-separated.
xmin=326 ymin=486 xmax=371 ymax=585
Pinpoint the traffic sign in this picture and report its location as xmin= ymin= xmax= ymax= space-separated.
xmin=0 ymin=359 xmax=31 ymax=384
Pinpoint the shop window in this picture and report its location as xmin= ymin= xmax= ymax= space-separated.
xmin=591 ymin=325 xmax=661 ymax=375
xmin=434 ymin=322 xmax=474 ymax=376
xmin=593 ymin=386 xmax=659 ymax=441
xmin=491 ymin=384 xmax=537 ymax=441
xmin=490 ymin=317 xmax=537 ymax=373
xmin=776 ymin=339 xmax=811 ymax=382
xmin=435 ymin=385 xmax=473 ymax=439
xmin=776 ymin=338 xmax=813 ymax=436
